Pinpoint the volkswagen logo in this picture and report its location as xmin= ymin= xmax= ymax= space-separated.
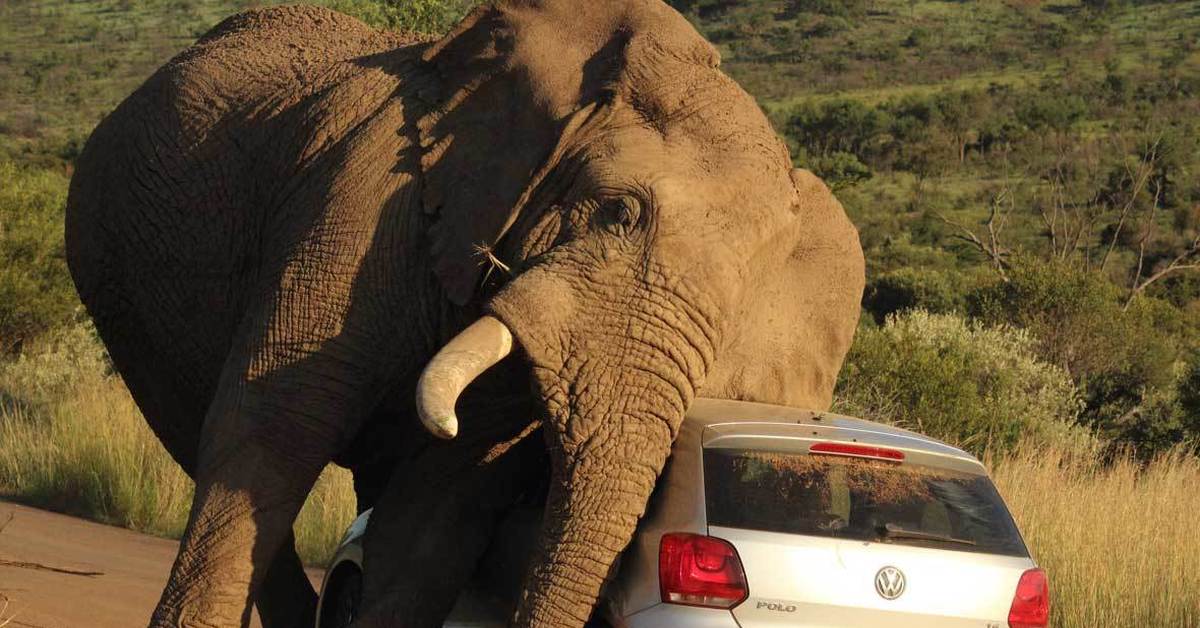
xmin=875 ymin=566 xmax=906 ymax=600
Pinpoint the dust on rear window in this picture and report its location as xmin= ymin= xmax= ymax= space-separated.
xmin=703 ymin=448 xmax=1028 ymax=557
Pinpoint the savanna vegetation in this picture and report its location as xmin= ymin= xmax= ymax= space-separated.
xmin=1 ymin=0 xmax=1197 ymax=624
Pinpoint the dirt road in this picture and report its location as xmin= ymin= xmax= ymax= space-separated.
xmin=0 ymin=501 xmax=323 ymax=628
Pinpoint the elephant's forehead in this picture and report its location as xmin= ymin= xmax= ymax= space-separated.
xmin=598 ymin=129 xmax=792 ymax=211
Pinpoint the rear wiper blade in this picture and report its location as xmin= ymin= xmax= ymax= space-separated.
xmin=877 ymin=523 xmax=977 ymax=546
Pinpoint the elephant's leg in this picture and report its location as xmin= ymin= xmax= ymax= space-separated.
xmin=149 ymin=342 xmax=375 ymax=628
xmin=353 ymin=400 xmax=544 ymax=628
xmin=151 ymin=427 xmax=329 ymax=627
xmin=93 ymin=310 xmax=320 ymax=628
xmin=255 ymin=532 xmax=318 ymax=628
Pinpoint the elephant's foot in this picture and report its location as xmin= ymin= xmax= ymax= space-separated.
xmin=148 ymin=586 xmax=250 ymax=628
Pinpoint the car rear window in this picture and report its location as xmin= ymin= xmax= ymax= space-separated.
xmin=703 ymin=448 xmax=1028 ymax=557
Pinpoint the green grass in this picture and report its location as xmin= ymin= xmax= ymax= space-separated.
xmin=0 ymin=0 xmax=471 ymax=166
xmin=0 ymin=0 xmax=259 ymax=165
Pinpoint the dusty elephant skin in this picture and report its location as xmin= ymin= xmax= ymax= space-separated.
xmin=65 ymin=1 xmax=865 ymax=627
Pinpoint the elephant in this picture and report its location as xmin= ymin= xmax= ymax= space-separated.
xmin=64 ymin=1 xmax=865 ymax=626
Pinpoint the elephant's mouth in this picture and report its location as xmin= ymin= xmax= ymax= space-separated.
xmin=415 ymin=315 xmax=518 ymax=440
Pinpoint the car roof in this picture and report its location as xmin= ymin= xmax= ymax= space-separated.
xmin=684 ymin=397 xmax=983 ymax=472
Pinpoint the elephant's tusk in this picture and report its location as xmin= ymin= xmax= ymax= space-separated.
xmin=416 ymin=316 xmax=514 ymax=439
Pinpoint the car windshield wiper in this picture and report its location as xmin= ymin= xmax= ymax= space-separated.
xmin=876 ymin=522 xmax=977 ymax=546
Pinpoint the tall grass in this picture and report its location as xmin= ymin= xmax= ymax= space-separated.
xmin=992 ymin=446 xmax=1200 ymax=628
xmin=4 ymin=331 xmax=1200 ymax=619
xmin=0 ymin=377 xmax=194 ymax=537
xmin=0 ymin=327 xmax=355 ymax=565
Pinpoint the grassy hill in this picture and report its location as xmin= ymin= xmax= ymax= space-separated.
xmin=4 ymin=0 xmax=1199 ymax=436
xmin=4 ymin=0 xmax=1200 ymax=446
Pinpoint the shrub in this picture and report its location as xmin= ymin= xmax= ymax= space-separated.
xmin=784 ymin=0 xmax=869 ymax=19
xmin=0 ymin=161 xmax=80 ymax=354
xmin=902 ymin=27 xmax=929 ymax=49
xmin=1177 ymin=351 xmax=1200 ymax=446
xmin=0 ymin=320 xmax=108 ymax=410
xmin=795 ymin=149 xmax=873 ymax=190
xmin=969 ymin=256 xmax=1185 ymax=456
xmin=836 ymin=310 xmax=1088 ymax=457
xmin=785 ymin=99 xmax=890 ymax=165
xmin=1016 ymin=91 xmax=1087 ymax=133
xmin=862 ymin=267 xmax=969 ymax=323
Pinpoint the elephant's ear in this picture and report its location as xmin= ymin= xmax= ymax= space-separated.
xmin=416 ymin=4 xmax=556 ymax=305
xmin=702 ymin=169 xmax=866 ymax=411
xmin=417 ymin=0 xmax=719 ymax=305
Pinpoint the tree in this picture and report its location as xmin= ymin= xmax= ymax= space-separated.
xmin=969 ymin=256 xmax=1186 ymax=457
xmin=798 ymin=150 xmax=873 ymax=190
xmin=1180 ymin=352 xmax=1200 ymax=446
xmin=784 ymin=99 xmax=890 ymax=164
xmin=1017 ymin=91 xmax=1087 ymax=135
xmin=935 ymin=90 xmax=985 ymax=164
xmin=861 ymin=267 xmax=970 ymax=323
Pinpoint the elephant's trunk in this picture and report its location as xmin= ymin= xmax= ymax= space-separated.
xmin=514 ymin=403 xmax=681 ymax=627
xmin=416 ymin=316 xmax=514 ymax=439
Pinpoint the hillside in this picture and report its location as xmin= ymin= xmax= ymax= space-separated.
xmin=2 ymin=0 xmax=1199 ymax=454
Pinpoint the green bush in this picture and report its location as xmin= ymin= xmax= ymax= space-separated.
xmin=785 ymin=99 xmax=891 ymax=166
xmin=862 ymin=267 xmax=970 ymax=323
xmin=0 ymin=321 xmax=108 ymax=410
xmin=836 ymin=310 xmax=1089 ymax=457
xmin=0 ymin=161 xmax=79 ymax=354
xmin=795 ymin=149 xmax=873 ymax=190
xmin=1175 ymin=351 xmax=1200 ymax=448
xmin=784 ymin=0 xmax=869 ymax=19
xmin=969 ymin=256 xmax=1188 ymax=457
xmin=0 ymin=327 xmax=353 ymax=563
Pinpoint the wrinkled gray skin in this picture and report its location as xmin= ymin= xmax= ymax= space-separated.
xmin=65 ymin=1 xmax=864 ymax=626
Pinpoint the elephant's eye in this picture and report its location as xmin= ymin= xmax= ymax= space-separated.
xmin=600 ymin=196 xmax=643 ymax=236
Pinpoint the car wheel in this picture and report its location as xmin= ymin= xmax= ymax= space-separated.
xmin=326 ymin=568 xmax=362 ymax=628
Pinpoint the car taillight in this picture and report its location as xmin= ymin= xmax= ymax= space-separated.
xmin=809 ymin=441 xmax=905 ymax=462
xmin=659 ymin=533 xmax=748 ymax=609
xmin=1008 ymin=568 xmax=1050 ymax=628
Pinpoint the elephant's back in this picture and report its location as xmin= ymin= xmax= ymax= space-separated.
xmin=67 ymin=4 xmax=419 ymax=293
xmin=65 ymin=5 xmax=423 ymax=420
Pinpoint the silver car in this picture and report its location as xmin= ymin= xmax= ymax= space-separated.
xmin=316 ymin=398 xmax=1050 ymax=628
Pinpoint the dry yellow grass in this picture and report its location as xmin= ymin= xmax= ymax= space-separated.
xmin=4 ymin=356 xmax=1199 ymax=622
xmin=0 ymin=374 xmax=354 ymax=565
xmin=991 ymin=446 xmax=1200 ymax=628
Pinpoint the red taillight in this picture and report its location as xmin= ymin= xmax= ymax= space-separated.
xmin=659 ymin=533 xmax=748 ymax=609
xmin=809 ymin=441 xmax=905 ymax=462
xmin=1008 ymin=568 xmax=1050 ymax=628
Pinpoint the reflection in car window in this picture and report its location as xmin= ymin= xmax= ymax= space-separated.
xmin=703 ymin=448 xmax=1028 ymax=557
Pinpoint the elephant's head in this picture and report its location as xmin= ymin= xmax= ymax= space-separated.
xmin=413 ymin=0 xmax=864 ymax=623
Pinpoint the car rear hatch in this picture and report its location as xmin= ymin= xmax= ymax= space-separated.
xmin=701 ymin=422 xmax=1039 ymax=627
